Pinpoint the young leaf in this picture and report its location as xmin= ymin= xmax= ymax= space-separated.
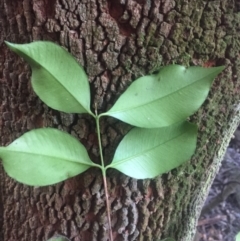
xmin=106 ymin=121 xmax=197 ymax=179
xmin=0 ymin=128 xmax=98 ymax=186
xmin=101 ymin=65 xmax=224 ymax=128
xmin=5 ymin=41 xmax=94 ymax=116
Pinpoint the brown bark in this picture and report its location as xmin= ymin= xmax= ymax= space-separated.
xmin=1 ymin=0 xmax=240 ymax=241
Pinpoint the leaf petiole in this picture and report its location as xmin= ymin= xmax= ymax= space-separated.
xmin=95 ymin=114 xmax=113 ymax=241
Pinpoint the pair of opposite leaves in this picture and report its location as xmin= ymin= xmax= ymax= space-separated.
xmin=0 ymin=41 xmax=224 ymax=186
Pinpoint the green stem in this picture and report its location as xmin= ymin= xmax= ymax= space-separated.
xmin=96 ymin=116 xmax=105 ymax=168
xmin=96 ymin=116 xmax=113 ymax=241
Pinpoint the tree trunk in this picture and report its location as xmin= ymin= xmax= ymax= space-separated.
xmin=1 ymin=1 xmax=240 ymax=241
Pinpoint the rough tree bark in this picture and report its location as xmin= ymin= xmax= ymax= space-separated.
xmin=1 ymin=1 xmax=240 ymax=241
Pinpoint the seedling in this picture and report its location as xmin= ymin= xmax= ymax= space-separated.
xmin=0 ymin=41 xmax=224 ymax=241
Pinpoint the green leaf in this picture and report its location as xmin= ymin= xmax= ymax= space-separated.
xmin=47 ymin=235 xmax=70 ymax=241
xmin=5 ymin=41 xmax=93 ymax=116
xmin=236 ymin=232 xmax=240 ymax=241
xmin=106 ymin=121 xmax=197 ymax=179
xmin=0 ymin=128 xmax=97 ymax=186
xmin=101 ymin=65 xmax=224 ymax=128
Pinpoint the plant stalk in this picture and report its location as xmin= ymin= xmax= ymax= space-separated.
xmin=96 ymin=116 xmax=113 ymax=241
xmin=102 ymin=169 xmax=113 ymax=241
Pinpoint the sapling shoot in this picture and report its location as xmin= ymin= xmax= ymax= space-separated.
xmin=0 ymin=41 xmax=224 ymax=241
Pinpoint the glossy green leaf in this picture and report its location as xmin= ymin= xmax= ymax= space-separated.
xmin=47 ymin=235 xmax=70 ymax=241
xmin=236 ymin=232 xmax=240 ymax=241
xmin=101 ymin=65 xmax=224 ymax=128
xmin=0 ymin=128 xmax=97 ymax=186
xmin=106 ymin=121 xmax=197 ymax=179
xmin=5 ymin=41 xmax=93 ymax=116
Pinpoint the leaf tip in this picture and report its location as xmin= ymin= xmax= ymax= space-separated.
xmin=4 ymin=41 xmax=12 ymax=48
xmin=4 ymin=41 xmax=19 ymax=53
xmin=219 ymin=65 xmax=225 ymax=72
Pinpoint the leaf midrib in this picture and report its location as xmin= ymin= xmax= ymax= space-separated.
xmin=30 ymin=52 xmax=88 ymax=112
xmin=107 ymin=70 xmax=218 ymax=115
xmin=0 ymin=147 xmax=95 ymax=167
xmin=108 ymin=130 xmax=187 ymax=168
